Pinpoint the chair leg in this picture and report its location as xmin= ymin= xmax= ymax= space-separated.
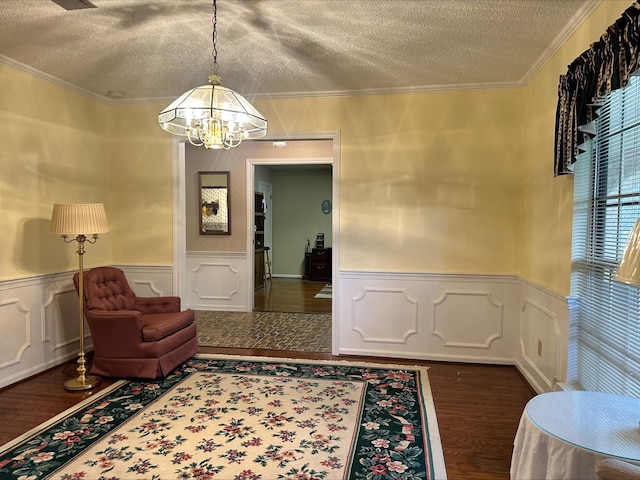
xmin=264 ymin=247 xmax=273 ymax=286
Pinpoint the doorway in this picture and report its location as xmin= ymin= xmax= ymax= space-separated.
xmin=173 ymin=131 xmax=340 ymax=354
xmin=248 ymin=162 xmax=335 ymax=311
xmin=252 ymin=165 xmax=332 ymax=314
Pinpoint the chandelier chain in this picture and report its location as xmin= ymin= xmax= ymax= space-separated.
xmin=212 ymin=0 xmax=219 ymax=76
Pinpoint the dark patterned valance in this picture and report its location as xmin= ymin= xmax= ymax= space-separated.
xmin=554 ymin=2 xmax=640 ymax=176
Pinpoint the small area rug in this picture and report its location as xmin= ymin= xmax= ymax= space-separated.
xmin=314 ymin=284 xmax=332 ymax=299
xmin=0 ymin=354 xmax=446 ymax=480
xmin=195 ymin=311 xmax=332 ymax=352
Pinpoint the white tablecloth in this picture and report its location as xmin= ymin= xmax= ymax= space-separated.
xmin=510 ymin=391 xmax=640 ymax=480
xmin=510 ymin=411 xmax=605 ymax=480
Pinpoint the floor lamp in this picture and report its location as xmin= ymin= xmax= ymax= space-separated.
xmin=50 ymin=203 xmax=109 ymax=391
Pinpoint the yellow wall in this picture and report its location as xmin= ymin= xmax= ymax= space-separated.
xmin=108 ymin=103 xmax=174 ymax=265
xmin=0 ymin=65 xmax=112 ymax=279
xmin=102 ymin=88 xmax=524 ymax=277
xmin=255 ymin=90 xmax=523 ymax=274
xmin=518 ymin=0 xmax=633 ymax=295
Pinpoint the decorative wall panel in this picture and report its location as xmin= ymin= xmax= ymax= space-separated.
xmin=520 ymin=296 xmax=562 ymax=390
xmin=193 ymin=263 xmax=239 ymax=300
xmin=184 ymin=252 xmax=247 ymax=311
xmin=128 ymin=280 xmax=162 ymax=297
xmin=117 ymin=265 xmax=174 ymax=298
xmin=432 ymin=291 xmax=503 ymax=348
xmin=338 ymin=272 xmax=519 ymax=363
xmin=352 ymin=288 xmax=418 ymax=343
xmin=0 ymin=298 xmax=30 ymax=369
xmin=42 ymin=286 xmax=86 ymax=350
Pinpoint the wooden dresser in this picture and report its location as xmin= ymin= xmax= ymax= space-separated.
xmin=310 ymin=248 xmax=331 ymax=282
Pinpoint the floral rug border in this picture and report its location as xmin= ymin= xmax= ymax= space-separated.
xmin=0 ymin=354 xmax=446 ymax=479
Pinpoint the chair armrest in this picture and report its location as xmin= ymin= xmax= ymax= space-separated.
xmin=133 ymin=296 xmax=182 ymax=314
xmin=84 ymin=309 xmax=145 ymax=356
xmin=597 ymin=458 xmax=640 ymax=480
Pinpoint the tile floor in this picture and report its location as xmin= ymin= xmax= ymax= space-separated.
xmin=195 ymin=311 xmax=332 ymax=353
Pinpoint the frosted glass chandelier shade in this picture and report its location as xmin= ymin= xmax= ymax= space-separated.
xmin=158 ymin=83 xmax=267 ymax=149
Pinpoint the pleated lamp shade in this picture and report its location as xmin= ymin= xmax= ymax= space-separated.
xmin=50 ymin=203 xmax=109 ymax=235
xmin=615 ymin=218 xmax=640 ymax=286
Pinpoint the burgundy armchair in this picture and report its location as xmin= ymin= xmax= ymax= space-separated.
xmin=74 ymin=266 xmax=198 ymax=379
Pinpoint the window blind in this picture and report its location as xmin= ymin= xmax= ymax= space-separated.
xmin=570 ymin=74 xmax=640 ymax=397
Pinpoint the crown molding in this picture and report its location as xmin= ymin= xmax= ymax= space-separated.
xmin=520 ymin=0 xmax=602 ymax=86
xmin=0 ymin=53 xmax=110 ymax=103
xmin=248 ymin=81 xmax=523 ymax=100
xmin=126 ymin=80 xmax=524 ymax=106
xmin=0 ymin=52 xmax=523 ymax=106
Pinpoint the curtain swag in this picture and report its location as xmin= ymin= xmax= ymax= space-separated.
xmin=554 ymin=1 xmax=640 ymax=176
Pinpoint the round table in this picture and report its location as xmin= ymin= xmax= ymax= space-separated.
xmin=510 ymin=391 xmax=640 ymax=480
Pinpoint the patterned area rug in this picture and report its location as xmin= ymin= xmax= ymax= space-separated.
xmin=195 ymin=311 xmax=332 ymax=352
xmin=0 ymin=354 xmax=446 ymax=480
xmin=314 ymin=284 xmax=332 ymax=299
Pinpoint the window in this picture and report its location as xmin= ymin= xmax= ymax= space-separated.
xmin=570 ymin=74 xmax=640 ymax=396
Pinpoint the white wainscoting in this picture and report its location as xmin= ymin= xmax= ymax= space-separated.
xmin=0 ymin=272 xmax=88 ymax=389
xmin=184 ymin=252 xmax=248 ymax=311
xmin=0 ymin=266 xmax=174 ymax=389
xmin=115 ymin=265 xmax=176 ymax=299
xmin=337 ymin=272 xmax=568 ymax=393
xmin=0 ymin=264 xmax=567 ymax=394
xmin=515 ymin=279 xmax=569 ymax=394
xmin=337 ymin=272 xmax=520 ymax=364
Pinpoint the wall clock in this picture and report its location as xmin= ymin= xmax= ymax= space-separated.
xmin=321 ymin=199 xmax=332 ymax=214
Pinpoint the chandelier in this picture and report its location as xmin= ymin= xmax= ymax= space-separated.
xmin=158 ymin=0 xmax=267 ymax=149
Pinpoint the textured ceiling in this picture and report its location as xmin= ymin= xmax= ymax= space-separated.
xmin=0 ymin=0 xmax=601 ymax=102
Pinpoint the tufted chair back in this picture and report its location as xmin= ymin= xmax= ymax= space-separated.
xmin=74 ymin=266 xmax=136 ymax=311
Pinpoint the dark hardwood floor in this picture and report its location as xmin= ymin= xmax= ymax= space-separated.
xmin=0 ymin=278 xmax=535 ymax=480
xmin=254 ymin=277 xmax=331 ymax=313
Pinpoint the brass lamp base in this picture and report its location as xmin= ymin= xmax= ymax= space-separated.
xmin=64 ymin=374 xmax=101 ymax=391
